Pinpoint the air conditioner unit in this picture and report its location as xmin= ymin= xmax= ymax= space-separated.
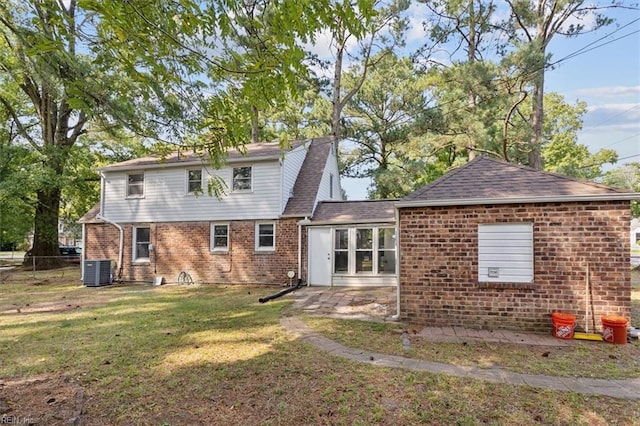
xmin=83 ymin=259 xmax=112 ymax=287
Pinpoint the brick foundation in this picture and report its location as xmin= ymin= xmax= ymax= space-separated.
xmin=399 ymin=201 xmax=631 ymax=332
xmin=84 ymin=219 xmax=303 ymax=285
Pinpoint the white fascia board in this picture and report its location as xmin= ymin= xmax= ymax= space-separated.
xmin=304 ymin=218 xmax=396 ymax=226
xmin=394 ymin=193 xmax=640 ymax=209
xmin=98 ymin=155 xmax=281 ymax=173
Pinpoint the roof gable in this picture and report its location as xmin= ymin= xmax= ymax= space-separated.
xmin=401 ymin=156 xmax=635 ymax=205
xmin=282 ymin=137 xmax=334 ymax=217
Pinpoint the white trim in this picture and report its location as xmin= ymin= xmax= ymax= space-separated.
xmin=185 ymin=168 xmax=203 ymax=195
xmin=332 ymin=225 xmax=396 ymax=277
xmin=255 ymin=221 xmax=276 ymax=251
xmin=395 ymin=193 xmax=640 ymax=208
xmin=132 ymin=225 xmax=151 ymax=263
xmin=232 ymin=165 xmax=253 ymax=193
xmin=126 ymin=172 xmax=145 ymax=199
xmin=210 ymin=222 xmax=230 ymax=252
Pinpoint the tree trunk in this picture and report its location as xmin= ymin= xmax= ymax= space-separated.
xmin=29 ymin=187 xmax=63 ymax=269
xmin=331 ymin=35 xmax=345 ymax=144
xmin=528 ymin=72 xmax=544 ymax=170
xmin=250 ymin=105 xmax=259 ymax=144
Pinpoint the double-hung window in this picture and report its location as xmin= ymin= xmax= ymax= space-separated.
xmin=256 ymin=222 xmax=275 ymax=251
xmin=334 ymin=229 xmax=349 ymax=273
xmin=211 ymin=223 xmax=229 ymax=251
xmin=355 ymin=228 xmax=373 ymax=273
xmin=187 ymin=169 xmax=203 ymax=194
xmin=127 ymin=173 xmax=144 ymax=197
xmin=232 ymin=166 xmax=252 ymax=191
xmin=133 ymin=226 xmax=151 ymax=261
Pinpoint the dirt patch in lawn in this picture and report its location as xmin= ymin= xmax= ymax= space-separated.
xmin=0 ymin=375 xmax=83 ymax=425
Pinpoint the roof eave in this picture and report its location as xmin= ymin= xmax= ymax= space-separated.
xmin=98 ymin=154 xmax=282 ymax=172
xmin=395 ymin=193 xmax=640 ymax=208
xmin=307 ymin=218 xmax=396 ymax=226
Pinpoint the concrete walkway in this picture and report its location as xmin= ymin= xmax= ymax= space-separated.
xmin=281 ymin=286 xmax=640 ymax=400
xmin=281 ymin=316 xmax=640 ymax=400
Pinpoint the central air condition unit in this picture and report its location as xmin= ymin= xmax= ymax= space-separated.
xmin=83 ymin=259 xmax=112 ymax=287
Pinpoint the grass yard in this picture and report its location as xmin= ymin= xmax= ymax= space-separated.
xmin=1 ymin=268 xmax=639 ymax=425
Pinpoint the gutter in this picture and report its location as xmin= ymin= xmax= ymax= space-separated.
xmin=394 ymin=193 xmax=640 ymax=209
xmin=97 ymin=171 xmax=124 ymax=279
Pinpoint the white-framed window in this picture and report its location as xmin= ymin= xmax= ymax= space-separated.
xmin=232 ymin=166 xmax=252 ymax=191
xmin=255 ymin=222 xmax=275 ymax=251
xmin=210 ymin=223 xmax=229 ymax=251
xmin=133 ymin=226 xmax=151 ymax=262
xmin=377 ymin=228 xmax=396 ymax=274
xmin=334 ymin=229 xmax=349 ymax=273
xmin=333 ymin=226 xmax=396 ymax=275
xmin=478 ymin=223 xmax=533 ymax=283
xmin=127 ymin=173 xmax=144 ymax=198
xmin=187 ymin=169 xmax=203 ymax=194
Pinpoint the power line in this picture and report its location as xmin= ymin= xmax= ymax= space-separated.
xmin=588 ymin=104 xmax=640 ymax=129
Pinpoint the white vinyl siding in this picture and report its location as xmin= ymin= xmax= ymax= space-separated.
xmin=101 ymin=161 xmax=282 ymax=222
xmin=478 ymin=223 xmax=533 ymax=283
xmin=281 ymin=143 xmax=308 ymax=212
xmin=314 ymin=143 xmax=342 ymax=207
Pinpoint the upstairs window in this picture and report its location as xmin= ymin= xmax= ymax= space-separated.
xmin=233 ymin=166 xmax=252 ymax=191
xmin=127 ymin=173 xmax=144 ymax=197
xmin=187 ymin=169 xmax=202 ymax=194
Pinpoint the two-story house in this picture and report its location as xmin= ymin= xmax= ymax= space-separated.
xmin=80 ymin=137 xmax=346 ymax=285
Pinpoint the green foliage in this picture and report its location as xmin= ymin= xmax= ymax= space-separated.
xmin=601 ymin=163 xmax=640 ymax=217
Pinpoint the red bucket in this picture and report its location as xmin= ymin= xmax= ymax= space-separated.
xmin=602 ymin=315 xmax=628 ymax=344
xmin=551 ymin=312 xmax=575 ymax=340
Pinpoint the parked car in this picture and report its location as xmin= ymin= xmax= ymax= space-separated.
xmin=24 ymin=246 xmax=82 ymax=263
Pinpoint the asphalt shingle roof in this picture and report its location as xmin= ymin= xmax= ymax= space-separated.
xmin=311 ymin=200 xmax=396 ymax=224
xmin=99 ymin=139 xmax=306 ymax=171
xmin=402 ymin=156 xmax=631 ymax=203
xmin=282 ymin=137 xmax=334 ymax=217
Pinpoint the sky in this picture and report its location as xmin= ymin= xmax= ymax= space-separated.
xmin=340 ymin=3 xmax=640 ymax=200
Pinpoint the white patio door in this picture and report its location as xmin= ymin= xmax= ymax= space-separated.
xmin=308 ymin=227 xmax=332 ymax=286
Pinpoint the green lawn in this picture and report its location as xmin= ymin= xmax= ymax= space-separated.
xmin=1 ymin=269 xmax=639 ymax=425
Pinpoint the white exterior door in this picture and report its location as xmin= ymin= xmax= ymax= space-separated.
xmin=308 ymin=227 xmax=332 ymax=286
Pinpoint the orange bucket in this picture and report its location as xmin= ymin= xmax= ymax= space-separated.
xmin=602 ymin=315 xmax=628 ymax=344
xmin=551 ymin=312 xmax=575 ymax=340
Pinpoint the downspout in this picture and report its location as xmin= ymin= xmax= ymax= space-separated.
xmin=298 ymin=216 xmax=311 ymax=286
xmin=392 ymin=206 xmax=400 ymax=320
xmin=96 ymin=213 xmax=124 ymax=280
xmin=81 ymin=223 xmax=86 ymax=281
xmin=97 ymin=171 xmax=124 ymax=280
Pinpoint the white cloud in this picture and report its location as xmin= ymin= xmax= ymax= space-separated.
xmin=575 ymin=85 xmax=640 ymax=98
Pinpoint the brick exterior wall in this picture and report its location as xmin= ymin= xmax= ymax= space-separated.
xmin=399 ymin=201 xmax=631 ymax=333
xmin=84 ymin=219 xmax=303 ymax=285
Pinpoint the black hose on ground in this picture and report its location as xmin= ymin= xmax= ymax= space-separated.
xmin=259 ymin=279 xmax=303 ymax=303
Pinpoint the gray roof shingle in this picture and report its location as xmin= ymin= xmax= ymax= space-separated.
xmin=99 ymin=139 xmax=306 ymax=172
xmin=402 ymin=156 xmax=633 ymax=204
xmin=282 ymin=137 xmax=334 ymax=217
xmin=311 ymin=200 xmax=396 ymax=224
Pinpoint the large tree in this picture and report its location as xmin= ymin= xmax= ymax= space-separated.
xmin=340 ymin=52 xmax=434 ymax=198
xmin=0 ymin=0 xmax=369 ymax=265
xmin=504 ymin=0 xmax=621 ymax=169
